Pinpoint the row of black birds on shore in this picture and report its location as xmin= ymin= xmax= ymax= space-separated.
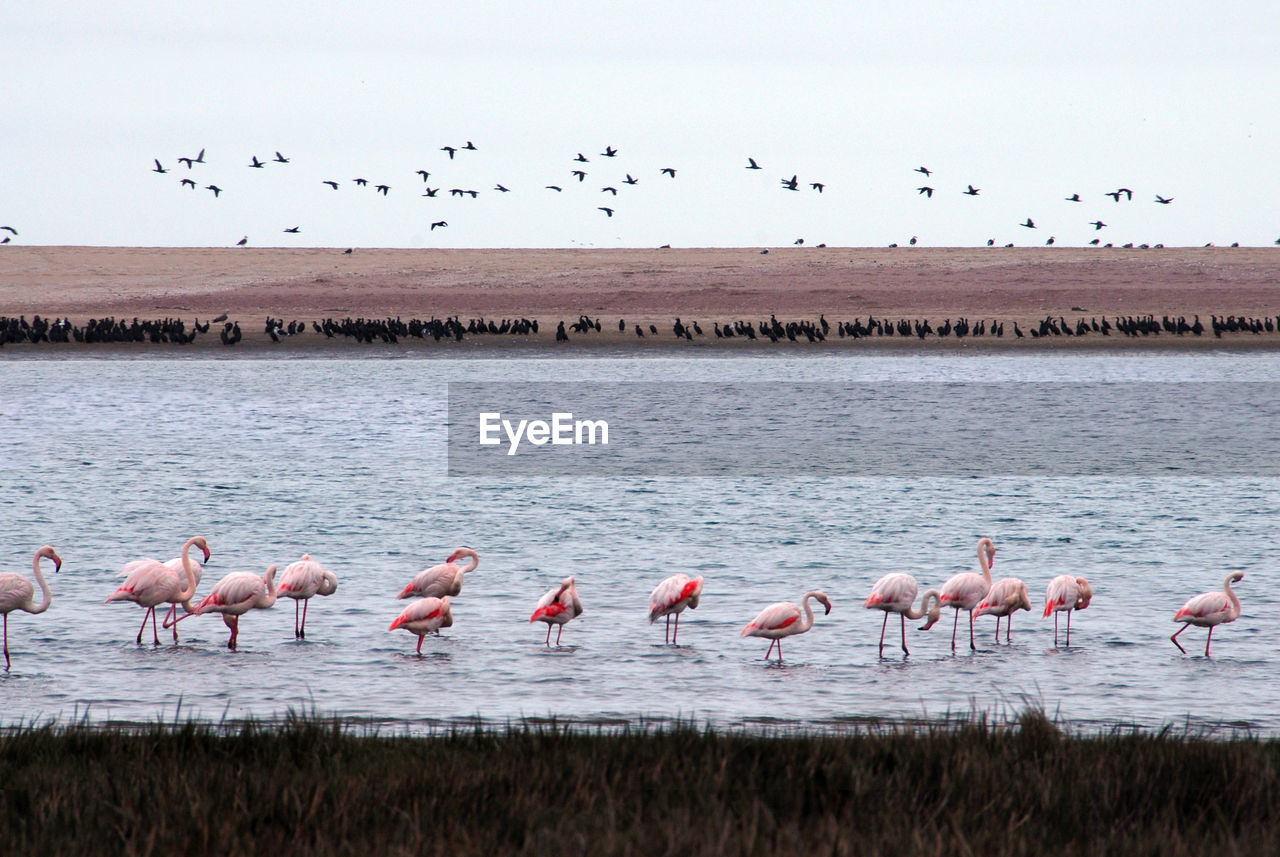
xmin=5 ymin=313 xmax=1280 ymax=348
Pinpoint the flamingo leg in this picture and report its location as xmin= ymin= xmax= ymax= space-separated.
xmin=1066 ymin=610 xmax=1072 ymax=646
xmin=968 ymin=611 xmax=976 ymax=651
xmin=544 ymin=624 xmax=552 ymax=646
xmin=673 ymin=613 xmax=680 ymax=645
xmin=879 ymin=612 xmax=889 ymax=656
xmin=136 ymin=607 xmax=153 ymax=645
xmin=3 ymin=613 xmax=9 ymax=670
xmin=1171 ymin=622 xmax=1189 ymax=653
xmin=994 ymin=616 xmax=1001 ymax=642
xmin=293 ymin=600 xmax=301 ymax=638
xmin=764 ymin=639 xmax=775 ymax=660
xmin=151 ymin=607 xmax=161 ymax=645
xmin=227 ymin=615 xmax=239 ymax=650
xmin=665 ymin=615 xmax=671 ymax=644
xmin=163 ymin=604 xmax=179 ymax=642
xmin=556 ymin=625 xmax=564 ymax=646
xmin=1054 ymin=612 xmax=1060 ymax=647
xmin=950 ymin=609 xmax=959 ymax=652
xmin=416 ymin=633 xmax=424 ymax=655
xmin=900 ymin=613 xmax=910 ymax=656
xmin=301 ymin=599 xmax=309 ymax=639
xmin=777 ymin=639 xmax=783 ymax=662
xmin=1007 ymin=614 xmax=1013 ymax=643
xmin=1205 ymin=625 xmax=1213 ymax=657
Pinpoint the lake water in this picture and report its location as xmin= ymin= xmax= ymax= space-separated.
xmin=1 ymin=350 xmax=1277 ymax=734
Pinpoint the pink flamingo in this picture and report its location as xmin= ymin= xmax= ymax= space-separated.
xmin=1171 ymin=571 xmax=1243 ymax=656
xmin=648 ymin=573 xmax=704 ymax=644
xmin=937 ymin=537 xmax=996 ymax=651
xmin=864 ymin=573 xmax=942 ymax=656
xmin=530 ymin=576 xmax=582 ymax=646
xmin=397 ymin=548 xmax=478 ymax=599
xmin=1043 ymin=575 xmax=1093 ymax=646
xmin=0 ymin=546 xmax=61 ymax=669
xmin=388 ymin=596 xmax=454 ymax=654
xmin=278 ymin=554 xmax=338 ymax=639
xmin=741 ymin=590 xmax=832 ymax=661
xmin=106 ymin=536 xmax=209 ymax=645
xmin=193 ymin=564 xmax=278 ymax=650
xmin=974 ymin=577 xmax=1031 ymax=643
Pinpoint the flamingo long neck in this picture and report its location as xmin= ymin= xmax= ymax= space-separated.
xmin=177 ymin=538 xmax=200 ymax=601
xmin=459 ymin=550 xmax=479 ymax=574
xmin=797 ymin=592 xmax=820 ymax=633
xmin=906 ymin=589 xmax=941 ymax=621
xmin=27 ymin=550 xmax=55 ymax=614
xmin=1223 ymin=574 xmax=1242 ymax=619
xmin=318 ymin=570 xmax=338 ymax=596
xmin=977 ymin=540 xmax=993 ymax=585
xmin=261 ymin=566 xmax=279 ymax=608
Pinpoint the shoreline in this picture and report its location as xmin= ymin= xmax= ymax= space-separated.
xmin=2 ymin=245 xmax=1279 ymax=352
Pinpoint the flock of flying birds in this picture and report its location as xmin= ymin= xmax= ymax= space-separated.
xmin=129 ymin=144 xmax=1280 ymax=249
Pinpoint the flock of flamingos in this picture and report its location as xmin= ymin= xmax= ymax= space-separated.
xmin=0 ymin=536 xmax=1247 ymax=669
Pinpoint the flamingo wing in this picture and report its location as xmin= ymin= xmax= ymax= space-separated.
xmin=390 ymin=597 xmax=447 ymax=630
xmin=400 ymin=563 xmax=455 ymax=599
xmin=197 ymin=572 xmax=263 ymax=613
xmin=279 ymin=558 xmax=324 ymax=597
xmin=940 ymin=573 xmax=988 ymax=609
xmin=109 ymin=560 xmax=178 ymax=603
xmin=1043 ymin=575 xmax=1078 ymax=616
xmin=865 ymin=573 xmax=917 ymax=609
xmin=742 ymin=601 xmax=801 ymax=636
xmin=0 ymin=574 xmax=35 ymax=611
xmin=649 ymin=574 xmax=703 ymax=621
xmin=1174 ymin=592 xmax=1231 ymax=624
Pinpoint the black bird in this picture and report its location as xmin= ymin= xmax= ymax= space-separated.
xmin=430 ymin=221 xmax=447 ymax=230
xmin=917 ymin=186 xmax=933 ymax=197
xmin=986 ymin=238 xmax=995 ymax=246
xmin=462 ymin=141 xmax=477 ymax=151
xmin=249 ymin=156 xmax=265 ymax=168
xmin=180 ymin=178 xmax=196 ymax=188
xmin=1118 ymin=188 xmax=1133 ymax=200
xmin=601 ymin=146 xmax=618 ymax=157
xmin=598 ymin=207 xmax=614 ymax=217
xmin=212 ymin=313 xmax=229 ymax=323
xmin=177 ymin=148 xmax=204 ymax=168
xmin=1021 ymin=218 xmax=1036 ymax=228
xmin=375 ymin=185 xmax=390 ymax=195
xmin=660 ymin=168 xmax=676 ymax=177
xmin=1105 ymin=191 xmax=1122 ymax=202
xmin=574 ymin=153 xmax=589 ymax=162
xmin=206 ymin=185 xmax=222 ymax=197
xmin=283 ymin=227 xmax=300 ymax=233
xmin=354 ymin=178 xmax=368 ymax=186
xmin=422 ymin=187 xmax=439 ymax=197
xmin=746 ymin=157 xmax=762 ymax=170
xmin=909 ymin=236 xmax=917 ymax=245
xmin=236 ymin=236 xmax=247 ymax=246
xmin=152 ymin=159 xmax=167 ymax=174
xmin=343 ymin=248 xmax=353 ymax=254
xmin=441 ymin=146 xmax=457 ymax=159
xmin=915 ymin=166 xmax=931 ymax=176
xmin=1046 ymin=236 xmax=1055 ymax=245
xmin=619 ymin=319 xmax=625 ymax=331
xmin=273 ymin=151 xmax=289 ymax=163
xmin=417 ymin=170 xmax=431 ymax=181
xmin=781 ymin=175 xmax=798 ymax=191
xmin=571 ymin=170 xmax=587 ymax=182
xmin=622 ymin=174 xmax=638 ymax=185
xmin=546 ymin=185 xmax=563 ymax=192
xmin=963 ymin=185 xmax=980 ymax=196
xmin=1065 ymin=193 xmax=1081 ymax=202
xmin=649 ymin=325 xmax=657 ymax=334
xmin=1155 ymin=194 xmax=1174 ymax=204
xmin=1090 ymin=221 xmax=1106 ymax=230
xmin=810 ymin=182 xmax=825 ymax=192
xmin=601 ymin=186 xmax=617 ymax=195
xmin=794 ymin=238 xmax=804 ymax=245
xmin=323 ymin=180 xmax=339 ymax=190
xmin=494 ymin=184 xmax=510 ymax=192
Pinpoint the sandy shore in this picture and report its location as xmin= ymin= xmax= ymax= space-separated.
xmin=1 ymin=245 xmax=1277 ymax=350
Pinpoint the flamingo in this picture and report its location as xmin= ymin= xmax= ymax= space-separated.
xmin=937 ymin=538 xmax=996 ymax=651
xmin=1043 ymin=575 xmax=1093 ymax=646
xmin=741 ymin=590 xmax=832 ymax=661
xmin=1171 ymin=571 xmax=1243 ymax=656
xmin=530 ymin=576 xmax=582 ymax=646
xmin=974 ymin=577 xmax=1031 ymax=643
xmin=194 ymin=564 xmax=278 ymax=650
xmin=388 ymin=596 xmax=453 ymax=654
xmin=398 ymin=548 xmax=478 ymax=599
xmin=154 ymin=552 xmax=206 ymax=637
xmin=106 ymin=536 xmax=209 ymax=645
xmin=0 ymin=546 xmax=61 ymax=669
xmin=863 ymin=573 xmax=941 ymax=656
xmin=277 ymin=554 xmax=338 ymax=639
xmin=648 ymin=573 xmax=704 ymax=644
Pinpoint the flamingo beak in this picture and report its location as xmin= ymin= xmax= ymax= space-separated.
xmin=203 ymin=547 xmax=212 ymax=563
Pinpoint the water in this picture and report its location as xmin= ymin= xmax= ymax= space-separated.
xmin=1 ymin=351 xmax=1277 ymax=734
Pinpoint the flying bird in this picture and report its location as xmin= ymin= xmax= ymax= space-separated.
xmin=462 ymin=141 xmax=477 ymax=150
xmin=781 ymin=175 xmax=799 ymax=191
xmin=810 ymin=182 xmax=825 ymax=192
xmin=915 ymin=166 xmax=931 ymax=176
xmin=441 ymin=146 xmax=457 ymax=159
xmin=206 ymin=185 xmax=222 ymax=197
xmin=1 ymin=226 xmax=18 ymax=235
xmin=1155 ymin=194 xmax=1174 ymax=204
xmin=152 ymin=159 xmax=168 ymax=174
xmin=180 ymin=178 xmax=196 ymax=188
xmin=177 ymin=148 xmax=205 ymax=168
xmin=249 ymin=156 xmax=265 ymax=168
xmin=601 ymin=146 xmax=618 ymax=157
xmin=1090 ymin=221 xmax=1107 ymax=230
xmin=353 ymin=178 xmax=368 ymax=186
xmin=546 ymin=185 xmax=563 ymax=192
xmin=598 ymin=207 xmax=614 ymax=217
xmin=417 ymin=170 xmax=431 ymax=181
xmin=660 ymin=168 xmax=677 ymax=177
xmin=273 ymin=151 xmax=289 ymax=163
xmin=494 ymin=184 xmax=510 ymax=192
xmin=322 ymin=180 xmax=339 ymax=190
xmin=963 ymin=185 xmax=980 ymax=196
xmin=574 ymin=153 xmax=589 ymax=162
xmin=1021 ymin=218 xmax=1036 ymax=228
xmin=283 ymin=227 xmax=300 ymax=233
xmin=375 ymin=184 xmax=390 ymax=195
xmin=571 ymin=170 xmax=587 ymax=181
xmin=746 ymin=157 xmax=762 ymax=170
xmin=622 ymin=174 xmax=638 ymax=185
xmin=430 ymin=221 xmax=447 ymax=230
xmin=917 ymin=186 xmax=933 ymax=197
xmin=1065 ymin=193 xmax=1081 ymax=202
xmin=422 ymin=187 xmax=439 ymax=197
xmin=601 ymin=186 xmax=617 ymax=195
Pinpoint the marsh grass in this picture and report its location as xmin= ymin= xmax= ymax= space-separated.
xmin=2 ymin=709 xmax=1278 ymax=856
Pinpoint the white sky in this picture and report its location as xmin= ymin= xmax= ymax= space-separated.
xmin=4 ymin=1 xmax=1277 ymax=248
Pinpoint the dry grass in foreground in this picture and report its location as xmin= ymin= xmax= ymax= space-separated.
xmin=2 ymin=711 xmax=1277 ymax=856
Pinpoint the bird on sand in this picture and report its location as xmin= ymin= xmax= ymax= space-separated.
xmin=236 ymin=236 xmax=247 ymax=246
xmin=277 ymin=554 xmax=338 ymax=639
xmin=1171 ymin=571 xmax=1243 ymax=656
xmin=1 ymin=546 xmax=61 ymax=669
xmin=648 ymin=573 xmax=704 ymax=644
xmin=530 ymin=576 xmax=583 ymax=646
xmin=741 ymin=590 xmax=832 ymax=661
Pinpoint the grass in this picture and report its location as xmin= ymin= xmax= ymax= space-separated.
xmin=2 ymin=710 xmax=1278 ymax=856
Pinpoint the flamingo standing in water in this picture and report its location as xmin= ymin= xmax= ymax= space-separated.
xmin=0 ymin=546 xmax=61 ymax=669
xmin=389 ymin=596 xmax=454 ymax=653
xmin=106 ymin=536 xmax=209 ymax=645
xmin=864 ymin=573 xmax=942 ymax=656
xmin=1043 ymin=575 xmax=1093 ymax=646
xmin=974 ymin=577 xmax=1031 ymax=643
xmin=397 ymin=548 xmax=478 ymax=599
xmin=648 ymin=573 xmax=704 ymax=644
xmin=530 ymin=576 xmax=582 ymax=646
xmin=194 ymin=564 xmax=277 ymax=650
xmin=278 ymin=554 xmax=338 ymax=639
xmin=741 ymin=590 xmax=832 ymax=661
xmin=937 ymin=538 xmax=996 ymax=651
xmin=1171 ymin=571 xmax=1243 ymax=656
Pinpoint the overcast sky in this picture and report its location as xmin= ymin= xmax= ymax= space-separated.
xmin=4 ymin=2 xmax=1277 ymax=248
